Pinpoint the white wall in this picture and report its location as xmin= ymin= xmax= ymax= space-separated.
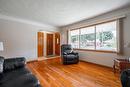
xmin=61 ymin=6 xmax=130 ymax=67
xmin=0 ymin=18 xmax=59 ymax=61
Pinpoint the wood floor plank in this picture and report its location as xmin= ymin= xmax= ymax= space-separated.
xmin=27 ymin=58 xmax=121 ymax=87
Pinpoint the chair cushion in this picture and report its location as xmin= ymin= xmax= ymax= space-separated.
xmin=0 ymin=56 xmax=4 ymax=74
xmin=64 ymin=50 xmax=72 ymax=54
xmin=65 ymin=55 xmax=76 ymax=61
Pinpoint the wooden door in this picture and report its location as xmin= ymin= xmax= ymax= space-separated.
xmin=47 ymin=33 xmax=53 ymax=56
xmin=55 ymin=32 xmax=60 ymax=56
xmin=37 ymin=32 xmax=44 ymax=57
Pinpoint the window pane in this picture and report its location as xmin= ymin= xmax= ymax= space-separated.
xmin=80 ymin=26 xmax=95 ymax=49
xmin=70 ymin=30 xmax=79 ymax=48
xmin=96 ymin=21 xmax=117 ymax=51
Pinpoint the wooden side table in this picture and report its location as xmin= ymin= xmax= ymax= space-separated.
xmin=113 ymin=59 xmax=130 ymax=73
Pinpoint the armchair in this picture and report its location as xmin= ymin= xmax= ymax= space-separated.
xmin=121 ymin=69 xmax=130 ymax=87
xmin=61 ymin=44 xmax=79 ymax=64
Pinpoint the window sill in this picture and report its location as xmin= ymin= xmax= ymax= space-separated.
xmin=73 ymin=48 xmax=117 ymax=53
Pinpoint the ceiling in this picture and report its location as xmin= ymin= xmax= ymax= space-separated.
xmin=0 ymin=0 xmax=130 ymax=27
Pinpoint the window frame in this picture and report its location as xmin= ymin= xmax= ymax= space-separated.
xmin=68 ymin=20 xmax=118 ymax=53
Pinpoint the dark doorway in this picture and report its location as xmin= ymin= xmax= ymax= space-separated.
xmin=46 ymin=33 xmax=53 ymax=56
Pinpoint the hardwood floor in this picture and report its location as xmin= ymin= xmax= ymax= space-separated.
xmin=27 ymin=57 xmax=121 ymax=87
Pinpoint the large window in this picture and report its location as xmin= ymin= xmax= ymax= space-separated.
xmin=69 ymin=21 xmax=117 ymax=52
xmin=69 ymin=29 xmax=79 ymax=48
xmin=80 ymin=26 xmax=95 ymax=49
xmin=96 ymin=22 xmax=117 ymax=51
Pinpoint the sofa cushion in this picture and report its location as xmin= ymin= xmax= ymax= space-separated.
xmin=0 ymin=67 xmax=30 ymax=84
xmin=0 ymin=73 xmax=40 ymax=87
xmin=0 ymin=56 xmax=4 ymax=74
xmin=4 ymin=57 xmax=26 ymax=72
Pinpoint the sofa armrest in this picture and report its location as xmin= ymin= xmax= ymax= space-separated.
xmin=4 ymin=57 xmax=26 ymax=72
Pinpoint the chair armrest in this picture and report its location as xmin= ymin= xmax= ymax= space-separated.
xmin=63 ymin=52 xmax=67 ymax=55
xmin=72 ymin=51 xmax=78 ymax=55
xmin=4 ymin=57 xmax=26 ymax=71
xmin=68 ymin=51 xmax=78 ymax=55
